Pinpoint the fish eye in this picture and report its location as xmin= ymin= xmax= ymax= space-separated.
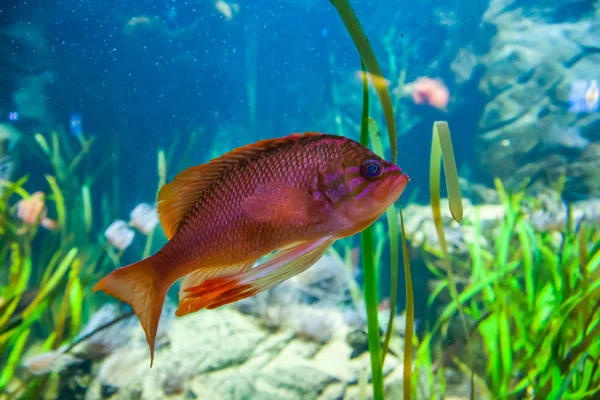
xmin=360 ymin=159 xmax=383 ymax=179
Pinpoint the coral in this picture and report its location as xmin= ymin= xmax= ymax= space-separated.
xmin=104 ymin=220 xmax=135 ymax=251
xmin=129 ymin=203 xmax=159 ymax=235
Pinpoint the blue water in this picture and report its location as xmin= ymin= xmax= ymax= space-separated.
xmin=3 ymin=0 xmax=489 ymax=208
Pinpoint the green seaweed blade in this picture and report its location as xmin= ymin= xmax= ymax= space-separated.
xmin=358 ymin=60 xmax=385 ymax=400
xmin=329 ymin=0 xmax=397 ymax=163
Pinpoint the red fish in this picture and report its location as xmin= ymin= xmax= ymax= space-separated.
xmin=93 ymin=132 xmax=409 ymax=365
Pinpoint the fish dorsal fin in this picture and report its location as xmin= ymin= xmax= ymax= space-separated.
xmin=157 ymin=132 xmax=324 ymax=239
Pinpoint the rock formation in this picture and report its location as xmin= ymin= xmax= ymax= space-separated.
xmin=477 ymin=0 xmax=600 ymax=196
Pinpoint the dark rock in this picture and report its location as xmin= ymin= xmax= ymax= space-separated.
xmin=185 ymin=390 xmax=198 ymax=399
xmin=57 ymin=359 xmax=93 ymax=400
xmin=101 ymin=384 xmax=119 ymax=398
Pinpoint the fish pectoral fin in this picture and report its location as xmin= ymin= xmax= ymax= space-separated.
xmin=242 ymin=183 xmax=330 ymax=224
xmin=176 ymin=236 xmax=335 ymax=313
xmin=178 ymin=262 xmax=255 ymax=302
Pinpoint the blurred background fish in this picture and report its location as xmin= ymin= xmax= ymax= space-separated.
xmin=568 ymin=79 xmax=599 ymax=113
xmin=69 ymin=112 xmax=83 ymax=138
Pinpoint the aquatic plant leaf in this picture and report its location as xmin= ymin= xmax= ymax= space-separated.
xmin=0 ymin=244 xmax=31 ymax=332
xmin=22 ymin=248 xmax=78 ymax=319
xmin=334 ymin=5 xmax=404 ymax=397
xmin=34 ymin=133 xmax=50 ymax=156
xmin=8 ymin=242 xmax=24 ymax=289
xmin=554 ymin=280 xmax=600 ymax=334
xmin=424 ymin=183 xmax=600 ymax=397
xmin=359 ymin=62 xmax=370 ymax=148
xmin=494 ymin=189 xmax=519 ymax=270
xmin=418 ymin=124 xmax=469 ymax=399
xmin=436 ymin=261 xmax=520 ymax=329
xmin=556 ymin=351 xmax=589 ymax=398
xmin=373 ymin=223 xmax=387 ymax=280
xmin=368 ymin=117 xmax=384 ymax=159
xmin=381 ymin=204 xmax=400 ymax=359
xmin=0 ymin=327 xmax=31 ymax=390
xmin=67 ymin=136 xmax=95 ymax=174
xmin=367 ymin=117 xmax=400 ymax=364
xmin=431 ymin=122 xmax=463 ymax=221
xmin=433 ymin=122 xmax=462 ymax=221
xmin=157 ymin=148 xmax=167 ymax=197
xmin=399 ymin=207 xmax=414 ymax=400
xmin=54 ymin=278 xmax=73 ymax=348
xmin=479 ymin=317 xmax=501 ymax=391
xmin=429 ymin=121 xmax=466 ymax=329
xmin=51 ymin=131 xmax=67 ymax=181
xmin=329 ymin=0 xmax=397 ymax=163
xmin=68 ymin=259 xmax=83 ymax=336
xmin=517 ymin=221 xmax=536 ymax=312
xmin=587 ymin=250 xmax=600 ymax=276
xmin=428 ymin=122 xmax=472 ymax=398
xmin=46 ymin=175 xmax=65 ymax=233
xmin=360 ymin=226 xmax=385 ymax=399
xmin=498 ymin=307 xmax=513 ymax=394
xmin=40 ymin=248 xmax=66 ymax=288
xmin=357 ymin=60 xmax=385 ymax=400
xmin=413 ymin=333 xmax=437 ymax=396
xmin=469 ymin=206 xmax=495 ymax=303
xmin=82 ymin=184 xmax=92 ymax=233
xmin=0 ymin=176 xmax=30 ymax=199
xmin=42 ymin=331 xmax=57 ymax=351
xmin=427 ymin=280 xmax=449 ymax=306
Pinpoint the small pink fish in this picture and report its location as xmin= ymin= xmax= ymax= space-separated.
xmin=93 ymin=132 xmax=409 ymax=365
xmin=411 ymin=77 xmax=449 ymax=110
xmin=16 ymin=192 xmax=57 ymax=232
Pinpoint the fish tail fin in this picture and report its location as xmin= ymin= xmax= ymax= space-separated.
xmin=93 ymin=254 xmax=170 ymax=367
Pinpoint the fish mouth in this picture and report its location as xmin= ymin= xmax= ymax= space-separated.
xmin=388 ymin=167 xmax=409 ymax=191
xmin=381 ymin=169 xmax=409 ymax=203
xmin=396 ymin=172 xmax=410 ymax=188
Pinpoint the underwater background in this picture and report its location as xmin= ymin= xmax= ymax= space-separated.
xmin=1 ymin=0 xmax=600 ymax=399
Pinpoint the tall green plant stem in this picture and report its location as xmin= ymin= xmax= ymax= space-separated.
xmin=358 ymin=61 xmax=385 ymax=400
xmin=361 ymin=227 xmax=385 ymax=400
xmin=329 ymin=0 xmax=397 ymax=163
